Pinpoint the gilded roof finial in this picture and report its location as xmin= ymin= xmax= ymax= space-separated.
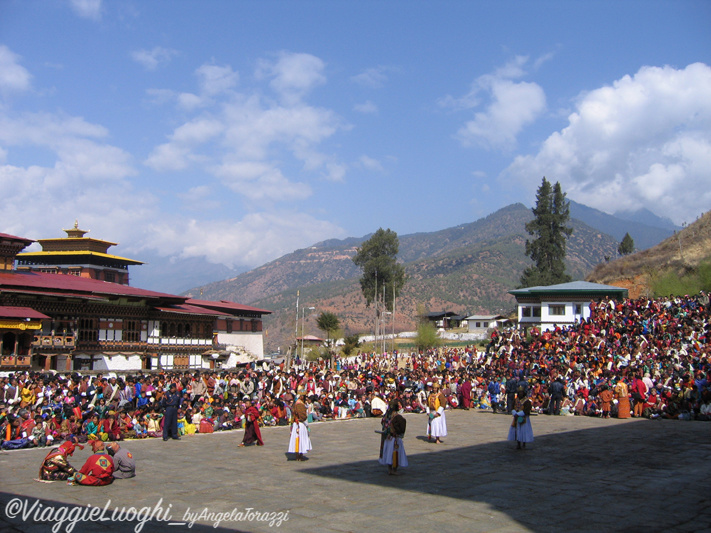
xmin=64 ymin=221 xmax=89 ymax=238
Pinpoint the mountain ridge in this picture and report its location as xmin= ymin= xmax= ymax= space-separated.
xmin=185 ymin=202 xmax=673 ymax=352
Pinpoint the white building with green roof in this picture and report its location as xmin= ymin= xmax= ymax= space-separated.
xmin=508 ymin=281 xmax=628 ymax=331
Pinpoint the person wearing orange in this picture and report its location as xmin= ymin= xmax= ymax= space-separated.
xmin=599 ymin=384 xmax=614 ymax=419
xmin=614 ymin=379 xmax=631 ymax=418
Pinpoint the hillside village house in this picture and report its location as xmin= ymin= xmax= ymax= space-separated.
xmin=509 ymin=281 xmax=628 ymax=332
xmin=466 ymin=314 xmax=510 ymax=334
xmin=422 ymin=311 xmax=466 ymax=330
xmin=0 ymin=228 xmax=270 ymax=373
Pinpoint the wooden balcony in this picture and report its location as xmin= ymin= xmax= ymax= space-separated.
xmin=0 ymin=354 xmax=31 ymax=367
xmin=32 ymin=335 xmax=76 ymax=348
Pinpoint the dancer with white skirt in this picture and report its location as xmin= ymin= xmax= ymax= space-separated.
xmin=508 ymin=390 xmax=534 ymax=449
xmin=426 ymin=382 xmax=447 ymax=444
xmin=288 ymin=395 xmax=312 ymax=461
xmin=379 ymin=400 xmax=408 ymax=475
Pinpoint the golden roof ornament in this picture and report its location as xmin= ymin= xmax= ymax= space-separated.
xmin=63 ymin=220 xmax=89 ymax=239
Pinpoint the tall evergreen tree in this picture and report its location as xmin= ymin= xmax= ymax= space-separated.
xmin=352 ymin=228 xmax=406 ymax=310
xmin=520 ymin=177 xmax=573 ymax=287
xmin=618 ymin=232 xmax=635 ymax=256
xmin=316 ymin=311 xmax=340 ymax=350
xmin=352 ymin=228 xmax=407 ymax=342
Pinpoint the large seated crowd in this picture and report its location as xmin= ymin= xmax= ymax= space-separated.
xmin=2 ymin=292 xmax=710 ymax=450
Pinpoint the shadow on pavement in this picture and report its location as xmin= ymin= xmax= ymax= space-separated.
xmin=301 ymin=419 xmax=711 ymax=532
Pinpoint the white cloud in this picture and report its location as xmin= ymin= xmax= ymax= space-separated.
xmin=145 ymin=53 xmax=345 ymax=201
xmin=213 ymin=161 xmax=312 ymax=201
xmin=359 ymin=155 xmax=384 ymax=172
xmin=354 ymin=100 xmax=378 ymax=114
xmin=144 ymin=142 xmax=190 ymax=172
xmin=0 ymin=46 xmax=32 ymax=94
xmin=172 ymin=117 xmax=223 ymax=145
xmin=196 ymin=64 xmax=238 ymax=96
xmin=445 ymin=56 xmax=546 ymax=150
xmin=131 ymin=47 xmax=177 ymax=71
xmin=325 ymin=162 xmax=346 ymax=182
xmin=457 ymin=79 xmax=546 ymax=150
xmin=53 ymin=138 xmax=134 ymax=181
xmin=0 ymin=112 xmax=133 ymax=184
xmin=178 ymin=184 xmax=211 ymax=201
xmin=145 ymin=212 xmax=344 ymax=268
xmin=221 ymin=95 xmax=343 ymax=166
xmin=68 ymin=0 xmax=102 ymax=21
xmin=257 ymin=52 xmax=326 ymax=104
xmin=351 ymin=66 xmax=389 ymax=89
xmin=0 ymin=112 xmax=150 ymax=254
xmin=145 ymin=63 xmax=237 ymax=110
xmin=177 ymin=92 xmax=203 ymax=111
xmin=0 ymin=50 xmax=348 ymax=273
xmin=502 ymin=63 xmax=711 ymax=225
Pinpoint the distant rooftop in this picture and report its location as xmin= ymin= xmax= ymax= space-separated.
xmin=509 ymin=281 xmax=628 ymax=297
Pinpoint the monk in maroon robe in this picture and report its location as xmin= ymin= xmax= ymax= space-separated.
xmin=239 ymin=399 xmax=264 ymax=446
xmin=459 ymin=377 xmax=472 ymax=410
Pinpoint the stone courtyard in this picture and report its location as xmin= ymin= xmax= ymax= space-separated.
xmin=1 ymin=410 xmax=710 ymax=533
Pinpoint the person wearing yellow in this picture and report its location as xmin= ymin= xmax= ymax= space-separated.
xmin=426 ymin=382 xmax=447 ymax=444
xmin=20 ymin=381 xmax=36 ymax=409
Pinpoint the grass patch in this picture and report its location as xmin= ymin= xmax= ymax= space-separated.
xmin=650 ymin=259 xmax=711 ymax=297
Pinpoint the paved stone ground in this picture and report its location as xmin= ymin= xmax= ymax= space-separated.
xmin=1 ymin=410 xmax=710 ymax=533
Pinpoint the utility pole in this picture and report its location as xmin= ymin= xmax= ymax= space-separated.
xmin=392 ymin=278 xmax=396 ymax=354
xmin=374 ymin=269 xmax=378 ymax=352
xmin=288 ymin=290 xmax=300 ymax=370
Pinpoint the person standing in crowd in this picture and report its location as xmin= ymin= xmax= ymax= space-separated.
xmin=599 ymin=384 xmax=614 ymax=418
xmin=488 ymin=378 xmax=502 ymax=414
xmin=379 ymin=399 xmax=408 ymax=475
xmin=614 ymin=378 xmax=631 ymax=418
xmin=548 ymin=377 xmax=565 ymax=415
xmin=505 ymin=372 xmax=518 ymax=413
xmin=508 ymin=390 xmax=534 ymax=450
xmin=426 ymin=382 xmax=447 ymax=444
xmin=631 ymin=374 xmax=648 ymax=418
xmin=459 ymin=374 xmax=472 ymax=410
xmin=162 ymin=383 xmax=181 ymax=441
xmin=239 ymin=398 xmax=264 ymax=447
xmin=107 ymin=442 xmax=135 ymax=479
xmin=288 ymin=394 xmax=311 ymax=461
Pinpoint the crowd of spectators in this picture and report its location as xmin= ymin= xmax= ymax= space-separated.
xmin=1 ymin=292 xmax=710 ymax=451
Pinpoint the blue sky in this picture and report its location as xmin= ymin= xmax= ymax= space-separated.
xmin=1 ymin=0 xmax=710 ymax=280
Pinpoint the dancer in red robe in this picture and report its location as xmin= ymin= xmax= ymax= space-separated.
xmin=70 ymin=440 xmax=115 ymax=486
xmin=239 ymin=399 xmax=264 ymax=447
xmin=38 ymin=439 xmax=83 ymax=481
